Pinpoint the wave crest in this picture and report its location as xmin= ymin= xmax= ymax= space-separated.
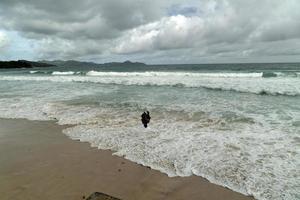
xmin=52 ymin=71 xmax=75 ymax=75
xmin=1 ymin=73 xmax=300 ymax=96
xmin=86 ymin=71 xmax=264 ymax=78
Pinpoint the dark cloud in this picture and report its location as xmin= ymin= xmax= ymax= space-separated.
xmin=0 ymin=0 xmax=300 ymax=63
xmin=0 ymin=0 xmax=166 ymax=40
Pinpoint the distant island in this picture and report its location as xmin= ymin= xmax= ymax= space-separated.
xmin=0 ymin=60 xmax=146 ymax=69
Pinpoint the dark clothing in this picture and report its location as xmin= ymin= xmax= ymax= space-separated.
xmin=141 ymin=111 xmax=151 ymax=128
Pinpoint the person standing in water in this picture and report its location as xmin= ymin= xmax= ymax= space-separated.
xmin=141 ymin=111 xmax=151 ymax=128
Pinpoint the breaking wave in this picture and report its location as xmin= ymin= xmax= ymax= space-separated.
xmin=52 ymin=71 xmax=75 ymax=75
xmin=27 ymin=70 xmax=300 ymax=78
xmin=262 ymin=71 xmax=300 ymax=78
xmin=29 ymin=70 xmax=49 ymax=74
xmin=86 ymin=71 xmax=264 ymax=77
xmin=86 ymin=71 xmax=300 ymax=78
xmin=0 ymin=73 xmax=299 ymax=96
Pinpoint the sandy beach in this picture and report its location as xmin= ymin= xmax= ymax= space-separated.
xmin=0 ymin=118 xmax=254 ymax=200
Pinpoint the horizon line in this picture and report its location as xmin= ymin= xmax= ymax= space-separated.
xmin=1 ymin=59 xmax=300 ymax=66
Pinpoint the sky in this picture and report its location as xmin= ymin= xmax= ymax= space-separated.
xmin=0 ymin=0 xmax=300 ymax=64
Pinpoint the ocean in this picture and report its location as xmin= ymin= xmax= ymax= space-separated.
xmin=0 ymin=63 xmax=299 ymax=200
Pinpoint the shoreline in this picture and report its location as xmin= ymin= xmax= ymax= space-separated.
xmin=0 ymin=118 xmax=254 ymax=200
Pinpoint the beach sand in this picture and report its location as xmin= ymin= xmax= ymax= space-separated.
xmin=0 ymin=118 xmax=254 ymax=200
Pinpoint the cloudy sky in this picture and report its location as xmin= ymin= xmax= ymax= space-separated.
xmin=0 ymin=0 xmax=300 ymax=64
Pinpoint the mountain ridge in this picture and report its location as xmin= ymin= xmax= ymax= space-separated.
xmin=41 ymin=60 xmax=146 ymax=67
xmin=0 ymin=60 xmax=147 ymax=69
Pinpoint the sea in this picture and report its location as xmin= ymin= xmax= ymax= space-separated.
xmin=0 ymin=63 xmax=299 ymax=200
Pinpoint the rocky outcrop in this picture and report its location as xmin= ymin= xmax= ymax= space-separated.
xmin=85 ymin=192 xmax=121 ymax=200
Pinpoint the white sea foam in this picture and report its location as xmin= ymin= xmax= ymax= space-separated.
xmin=29 ymin=70 xmax=38 ymax=74
xmin=58 ymin=106 xmax=299 ymax=200
xmin=0 ymin=97 xmax=50 ymax=121
xmin=0 ymin=77 xmax=299 ymax=200
xmin=52 ymin=71 xmax=75 ymax=75
xmin=0 ymin=73 xmax=299 ymax=96
xmin=86 ymin=71 xmax=263 ymax=78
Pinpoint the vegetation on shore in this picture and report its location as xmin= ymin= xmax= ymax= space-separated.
xmin=0 ymin=60 xmax=146 ymax=69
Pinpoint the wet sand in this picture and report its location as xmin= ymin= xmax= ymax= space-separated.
xmin=0 ymin=118 xmax=254 ymax=200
